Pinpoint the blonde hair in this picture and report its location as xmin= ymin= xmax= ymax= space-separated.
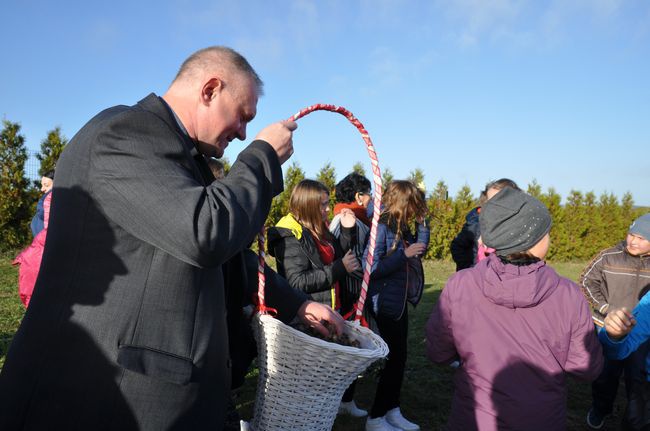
xmin=289 ymin=179 xmax=331 ymax=242
xmin=381 ymin=180 xmax=428 ymax=253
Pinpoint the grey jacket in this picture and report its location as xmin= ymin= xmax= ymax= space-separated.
xmin=581 ymin=241 xmax=650 ymax=326
xmin=0 ymin=94 xmax=284 ymax=430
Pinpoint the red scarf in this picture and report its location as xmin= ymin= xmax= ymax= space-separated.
xmin=333 ymin=202 xmax=370 ymax=226
xmin=314 ymin=238 xmax=340 ymax=311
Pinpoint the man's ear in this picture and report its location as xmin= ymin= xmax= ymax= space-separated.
xmin=201 ymin=77 xmax=224 ymax=103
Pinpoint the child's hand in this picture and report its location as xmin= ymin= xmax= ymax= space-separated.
xmin=342 ymin=250 xmax=360 ymax=273
xmin=339 ymin=208 xmax=357 ymax=228
xmin=405 ymin=242 xmax=426 ymax=258
xmin=604 ymin=307 xmax=636 ymax=340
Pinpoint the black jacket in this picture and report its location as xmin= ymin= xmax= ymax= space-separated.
xmin=450 ymin=207 xmax=481 ymax=271
xmin=267 ymin=221 xmax=355 ymax=307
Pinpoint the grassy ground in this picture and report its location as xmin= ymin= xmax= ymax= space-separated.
xmin=0 ymin=257 xmax=625 ymax=430
xmin=0 ymin=252 xmax=25 ymax=369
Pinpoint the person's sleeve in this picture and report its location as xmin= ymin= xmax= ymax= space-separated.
xmin=337 ymin=225 xmax=357 ymax=253
xmin=43 ymin=192 xmax=52 ymax=230
xmin=425 ymin=280 xmax=458 ymax=364
xmin=580 ymin=252 xmax=610 ymax=326
xmin=598 ymin=300 xmax=650 ymax=361
xmin=90 ymin=111 xmax=282 ymax=268
xmin=363 ymin=225 xmax=406 ymax=279
xmin=328 ymin=215 xmax=341 ymax=237
xmin=242 ymin=249 xmax=307 ymax=323
xmin=416 ymin=220 xmax=430 ymax=246
xmin=273 ymin=235 xmax=345 ymax=294
xmin=450 ymin=222 xmax=475 ymax=270
xmin=564 ymin=295 xmax=604 ymax=381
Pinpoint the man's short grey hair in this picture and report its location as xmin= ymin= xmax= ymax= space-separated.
xmin=174 ymin=46 xmax=264 ymax=95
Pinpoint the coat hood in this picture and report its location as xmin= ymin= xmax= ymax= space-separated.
xmin=480 ymin=253 xmax=559 ymax=309
xmin=273 ymin=213 xmax=303 ymax=239
xmin=267 ymin=214 xmax=304 ymax=258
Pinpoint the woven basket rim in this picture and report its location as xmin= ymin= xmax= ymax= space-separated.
xmin=255 ymin=313 xmax=388 ymax=358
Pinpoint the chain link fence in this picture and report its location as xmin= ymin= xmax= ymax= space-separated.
xmin=25 ymin=151 xmax=40 ymax=181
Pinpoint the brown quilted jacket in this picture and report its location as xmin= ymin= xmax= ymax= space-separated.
xmin=580 ymin=241 xmax=650 ymax=326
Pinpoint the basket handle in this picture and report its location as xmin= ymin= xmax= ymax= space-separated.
xmin=257 ymin=104 xmax=383 ymax=322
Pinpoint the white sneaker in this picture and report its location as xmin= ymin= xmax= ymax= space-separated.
xmin=239 ymin=420 xmax=250 ymax=431
xmin=385 ymin=407 xmax=420 ymax=430
xmin=366 ymin=416 xmax=401 ymax=431
xmin=339 ymin=400 xmax=368 ymax=417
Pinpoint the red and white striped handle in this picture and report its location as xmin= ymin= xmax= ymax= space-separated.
xmin=258 ymin=104 xmax=382 ymax=322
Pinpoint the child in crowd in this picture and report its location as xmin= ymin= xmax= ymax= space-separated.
xmin=364 ymin=180 xmax=429 ymax=431
xmin=267 ymin=179 xmax=359 ymax=309
xmin=13 ymin=170 xmax=55 ymax=307
xmin=450 ymin=178 xmax=519 ymax=271
xmin=595 ymin=213 xmax=650 ymax=431
xmin=267 ymin=179 xmax=364 ymax=419
xmin=329 ymin=172 xmax=374 ymax=417
xmin=329 ymin=172 xmax=373 ymax=322
xmin=426 ymin=186 xmax=603 ymax=430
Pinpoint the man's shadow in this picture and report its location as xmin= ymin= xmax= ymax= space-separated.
xmin=0 ymin=186 xmax=138 ymax=429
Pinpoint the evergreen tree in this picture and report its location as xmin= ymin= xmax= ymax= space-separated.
xmin=453 ymin=185 xmax=475 ymax=218
xmin=582 ymin=191 xmax=605 ymax=259
xmin=37 ymin=126 xmax=67 ymax=177
xmin=266 ymin=162 xmax=305 ymax=227
xmin=599 ymin=192 xmax=623 ymax=249
xmin=0 ymin=120 xmax=34 ymax=250
xmin=621 ymin=192 xmax=635 ymax=228
xmin=527 ymin=179 xmax=542 ymax=199
xmin=448 ymin=185 xmax=476 ymax=257
xmin=561 ymin=190 xmax=589 ymax=260
xmin=427 ymin=180 xmax=454 ymax=259
xmin=408 ymin=168 xmax=426 ymax=192
xmin=351 ymin=162 xmax=366 ymax=177
xmin=316 ymin=162 xmax=337 ymax=211
xmin=539 ymin=187 xmax=564 ymax=260
xmin=381 ymin=167 xmax=394 ymax=187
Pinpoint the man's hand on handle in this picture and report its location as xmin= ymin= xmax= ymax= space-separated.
xmin=255 ymin=120 xmax=297 ymax=165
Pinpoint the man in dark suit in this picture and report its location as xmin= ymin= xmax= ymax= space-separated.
xmin=0 ymin=46 xmax=343 ymax=430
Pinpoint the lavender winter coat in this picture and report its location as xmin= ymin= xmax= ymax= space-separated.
xmin=426 ymin=254 xmax=603 ymax=431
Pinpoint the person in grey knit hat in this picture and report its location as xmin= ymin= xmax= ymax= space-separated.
xmin=629 ymin=213 xmax=650 ymax=242
xmin=479 ymin=187 xmax=552 ymax=257
xmin=426 ymin=186 xmax=602 ymax=430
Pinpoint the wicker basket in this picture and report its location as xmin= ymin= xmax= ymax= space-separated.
xmin=250 ymin=314 xmax=389 ymax=431
xmin=251 ymin=104 xmax=388 ymax=430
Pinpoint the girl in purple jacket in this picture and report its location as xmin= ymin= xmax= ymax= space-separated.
xmin=426 ymin=187 xmax=603 ymax=431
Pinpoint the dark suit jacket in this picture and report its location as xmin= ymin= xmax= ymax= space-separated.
xmin=0 ymin=94 xmax=297 ymax=430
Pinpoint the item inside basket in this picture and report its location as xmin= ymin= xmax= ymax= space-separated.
xmin=290 ymin=320 xmax=361 ymax=348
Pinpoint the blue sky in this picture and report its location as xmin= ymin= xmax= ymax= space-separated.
xmin=2 ymin=0 xmax=649 ymax=205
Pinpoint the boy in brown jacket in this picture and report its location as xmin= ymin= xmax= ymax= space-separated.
xmin=582 ymin=213 xmax=650 ymax=429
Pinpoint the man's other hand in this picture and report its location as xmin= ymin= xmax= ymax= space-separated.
xmin=296 ymin=301 xmax=345 ymax=338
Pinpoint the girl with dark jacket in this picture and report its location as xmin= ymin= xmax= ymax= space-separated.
xmin=267 ymin=179 xmax=359 ymax=309
xmin=329 ymin=172 xmax=374 ymax=418
xmin=364 ymin=180 xmax=429 ymax=431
